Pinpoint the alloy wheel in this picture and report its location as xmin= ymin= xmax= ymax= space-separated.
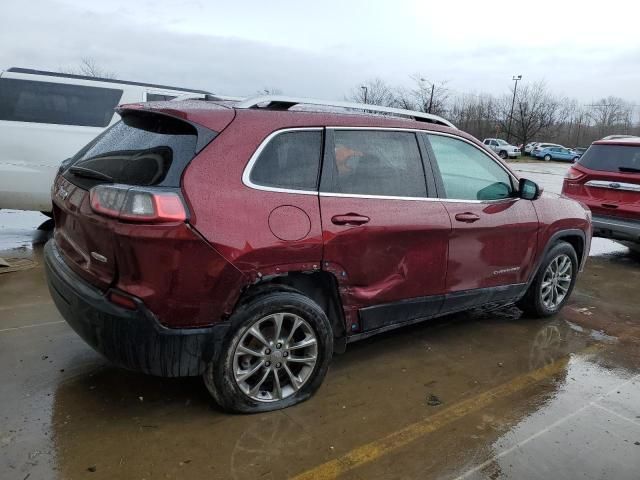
xmin=232 ymin=313 xmax=318 ymax=402
xmin=541 ymin=254 xmax=572 ymax=310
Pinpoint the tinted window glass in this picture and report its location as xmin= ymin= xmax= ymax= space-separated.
xmin=250 ymin=131 xmax=322 ymax=190
xmin=578 ymin=144 xmax=640 ymax=173
xmin=64 ymin=112 xmax=198 ymax=188
xmin=0 ymin=78 xmax=122 ymax=127
xmin=146 ymin=93 xmax=177 ymax=102
xmin=428 ymin=135 xmax=513 ymax=201
xmin=327 ymin=131 xmax=426 ymax=197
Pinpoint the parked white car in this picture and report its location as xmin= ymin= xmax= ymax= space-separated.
xmin=0 ymin=67 xmax=215 ymax=213
xmin=524 ymin=142 xmax=539 ymax=155
xmin=482 ymin=138 xmax=521 ymax=159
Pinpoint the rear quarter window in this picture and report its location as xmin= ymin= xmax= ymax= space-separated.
xmin=0 ymin=78 xmax=122 ymax=127
xmin=248 ymin=130 xmax=323 ymax=191
xmin=578 ymin=144 xmax=640 ymax=173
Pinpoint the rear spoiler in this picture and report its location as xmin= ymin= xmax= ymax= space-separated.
xmin=115 ymin=105 xmax=218 ymax=154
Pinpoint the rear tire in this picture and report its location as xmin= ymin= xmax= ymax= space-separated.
xmin=203 ymin=291 xmax=333 ymax=413
xmin=544 ymin=154 xmax=552 ymax=162
xmin=518 ymin=241 xmax=578 ymax=318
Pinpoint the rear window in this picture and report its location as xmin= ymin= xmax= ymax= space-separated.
xmin=578 ymin=144 xmax=640 ymax=173
xmin=0 ymin=78 xmax=122 ymax=127
xmin=64 ymin=112 xmax=200 ymax=188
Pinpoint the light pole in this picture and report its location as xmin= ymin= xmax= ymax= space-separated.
xmin=420 ymin=78 xmax=435 ymax=113
xmin=506 ymin=75 xmax=522 ymax=143
xmin=361 ymin=85 xmax=368 ymax=104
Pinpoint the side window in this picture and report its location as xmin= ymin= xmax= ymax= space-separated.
xmin=249 ymin=130 xmax=322 ymax=191
xmin=483 ymin=140 xmax=490 ymax=145
xmin=491 ymin=140 xmax=498 ymax=146
xmin=325 ymin=130 xmax=427 ymax=197
xmin=0 ymin=78 xmax=122 ymax=127
xmin=428 ymin=134 xmax=514 ymax=201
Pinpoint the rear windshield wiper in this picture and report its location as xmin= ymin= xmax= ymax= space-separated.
xmin=68 ymin=166 xmax=114 ymax=182
xmin=618 ymin=166 xmax=640 ymax=173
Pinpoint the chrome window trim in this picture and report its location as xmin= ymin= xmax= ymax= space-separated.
xmin=585 ymin=180 xmax=640 ymax=193
xmin=242 ymin=126 xmax=519 ymax=204
xmin=241 ymin=127 xmax=323 ymax=195
xmin=318 ymin=191 xmax=516 ymax=204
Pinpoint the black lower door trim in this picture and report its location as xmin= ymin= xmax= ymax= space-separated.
xmin=358 ymin=295 xmax=444 ymax=332
xmin=351 ymin=283 xmax=527 ymax=343
xmin=440 ymin=283 xmax=527 ymax=316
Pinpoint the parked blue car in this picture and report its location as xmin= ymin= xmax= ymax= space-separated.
xmin=534 ymin=146 xmax=580 ymax=162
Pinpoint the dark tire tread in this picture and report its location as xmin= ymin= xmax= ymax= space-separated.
xmin=203 ymin=291 xmax=333 ymax=413
xmin=518 ymin=241 xmax=578 ymax=318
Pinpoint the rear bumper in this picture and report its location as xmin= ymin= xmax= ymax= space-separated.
xmin=44 ymin=240 xmax=229 ymax=377
xmin=592 ymin=215 xmax=640 ymax=244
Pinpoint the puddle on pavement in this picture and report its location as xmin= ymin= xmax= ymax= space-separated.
xmin=2 ymin=210 xmax=640 ymax=479
xmin=454 ymin=353 xmax=640 ymax=480
xmin=27 ymin=312 xmax=636 ymax=480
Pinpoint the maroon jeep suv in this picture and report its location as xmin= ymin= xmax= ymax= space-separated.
xmin=45 ymin=97 xmax=592 ymax=412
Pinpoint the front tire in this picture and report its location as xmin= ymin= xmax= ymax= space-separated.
xmin=204 ymin=291 xmax=333 ymax=413
xmin=544 ymin=154 xmax=552 ymax=162
xmin=518 ymin=241 xmax=578 ymax=318
xmin=499 ymin=150 xmax=508 ymax=159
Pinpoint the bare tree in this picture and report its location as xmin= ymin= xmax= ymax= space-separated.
xmin=449 ymin=93 xmax=499 ymax=140
xmin=346 ymin=78 xmax=395 ymax=106
xmin=343 ymin=76 xmax=639 ymax=147
xmin=408 ymin=75 xmax=449 ymax=115
xmin=587 ymin=96 xmax=634 ymax=137
xmin=499 ymin=81 xmax=560 ymax=148
xmin=61 ymin=57 xmax=117 ymax=79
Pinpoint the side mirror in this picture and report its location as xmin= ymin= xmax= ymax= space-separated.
xmin=519 ymin=178 xmax=542 ymax=200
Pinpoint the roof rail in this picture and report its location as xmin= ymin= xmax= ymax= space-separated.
xmin=234 ymin=95 xmax=456 ymax=128
xmin=171 ymin=93 xmax=245 ymax=102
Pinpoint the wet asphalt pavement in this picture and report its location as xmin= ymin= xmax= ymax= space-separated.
xmin=1 ymin=161 xmax=639 ymax=480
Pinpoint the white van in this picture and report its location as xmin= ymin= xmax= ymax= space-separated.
xmin=0 ymin=67 xmax=214 ymax=213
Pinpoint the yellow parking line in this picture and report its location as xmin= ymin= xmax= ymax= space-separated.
xmin=291 ymin=347 xmax=598 ymax=480
xmin=0 ymin=320 xmax=64 ymax=333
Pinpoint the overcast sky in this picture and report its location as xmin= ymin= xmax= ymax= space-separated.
xmin=3 ymin=0 xmax=639 ymax=104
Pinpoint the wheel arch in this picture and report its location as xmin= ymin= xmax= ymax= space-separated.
xmin=235 ymin=270 xmax=347 ymax=352
xmin=528 ymin=229 xmax=586 ymax=287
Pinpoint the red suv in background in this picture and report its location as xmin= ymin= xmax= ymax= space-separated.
xmin=44 ymin=97 xmax=592 ymax=412
xmin=562 ymin=137 xmax=640 ymax=247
